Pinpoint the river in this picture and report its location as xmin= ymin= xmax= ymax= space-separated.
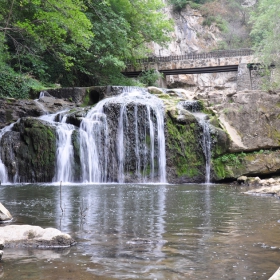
xmin=0 ymin=183 xmax=280 ymax=279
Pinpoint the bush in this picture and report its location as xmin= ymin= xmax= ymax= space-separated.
xmin=138 ymin=70 xmax=163 ymax=87
xmin=0 ymin=67 xmax=47 ymax=99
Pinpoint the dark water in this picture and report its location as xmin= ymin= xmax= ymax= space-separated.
xmin=1 ymin=183 xmax=280 ymax=279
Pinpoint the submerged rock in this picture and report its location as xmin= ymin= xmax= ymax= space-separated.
xmin=0 ymin=240 xmax=4 ymax=250
xmin=0 ymin=203 xmax=12 ymax=222
xmin=0 ymin=225 xmax=76 ymax=248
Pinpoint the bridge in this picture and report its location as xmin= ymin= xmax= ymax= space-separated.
xmin=122 ymin=49 xmax=258 ymax=90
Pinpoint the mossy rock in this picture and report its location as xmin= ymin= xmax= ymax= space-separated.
xmin=166 ymin=115 xmax=205 ymax=183
xmin=12 ymin=117 xmax=56 ymax=182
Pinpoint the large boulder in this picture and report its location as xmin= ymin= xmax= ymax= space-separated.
xmin=0 ymin=203 xmax=12 ymax=222
xmin=210 ymin=91 xmax=280 ymax=152
xmin=0 ymin=225 xmax=75 ymax=248
xmin=0 ymin=117 xmax=56 ymax=182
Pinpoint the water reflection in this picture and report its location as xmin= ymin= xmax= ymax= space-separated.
xmin=1 ymin=183 xmax=280 ymax=279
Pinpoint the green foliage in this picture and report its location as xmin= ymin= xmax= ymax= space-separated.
xmin=0 ymin=0 xmax=173 ymax=95
xmin=0 ymin=62 xmax=48 ymax=99
xmin=168 ymin=0 xmax=205 ymax=11
xmin=250 ymin=0 xmax=280 ymax=90
xmin=212 ymin=152 xmax=246 ymax=180
xmin=167 ymin=117 xmax=203 ymax=178
xmin=138 ymin=70 xmax=163 ymax=87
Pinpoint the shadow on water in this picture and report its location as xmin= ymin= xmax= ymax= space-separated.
xmin=1 ymin=183 xmax=280 ymax=279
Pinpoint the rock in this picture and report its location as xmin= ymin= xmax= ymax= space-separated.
xmin=147 ymin=86 xmax=165 ymax=95
xmin=269 ymin=267 xmax=280 ymax=280
xmin=0 ymin=203 xmax=12 ymax=222
xmin=267 ymin=178 xmax=276 ymax=185
xmin=247 ymin=177 xmax=261 ymax=186
xmin=212 ymin=91 xmax=280 ymax=152
xmin=0 ymin=240 xmax=4 ymax=250
xmin=237 ymin=176 xmax=247 ymax=184
xmin=1 ymin=117 xmax=57 ymax=182
xmin=0 ymin=225 xmax=76 ymax=248
xmin=0 ymin=250 xmax=3 ymax=261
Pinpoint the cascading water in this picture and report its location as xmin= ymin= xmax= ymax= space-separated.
xmin=178 ymin=100 xmax=212 ymax=183
xmin=0 ymin=88 xmax=166 ymax=184
xmin=79 ymin=87 xmax=166 ymax=183
xmin=34 ymin=91 xmax=49 ymax=114
xmin=53 ymin=114 xmax=75 ymax=183
xmin=197 ymin=115 xmax=211 ymax=184
xmin=0 ymin=123 xmax=16 ymax=183
xmin=40 ymin=111 xmax=76 ymax=183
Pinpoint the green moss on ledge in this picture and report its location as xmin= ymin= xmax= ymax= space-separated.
xmin=13 ymin=117 xmax=56 ymax=182
xmin=166 ymin=115 xmax=204 ymax=182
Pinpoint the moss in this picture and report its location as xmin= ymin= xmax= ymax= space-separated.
xmin=13 ymin=118 xmax=56 ymax=182
xmin=271 ymin=128 xmax=280 ymax=143
xmin=71 ymin=129 xmax=81 ymax=181
xmin=212 ymin=152 xmax=249 ymax=180
xmin=166 ymin=116 xmax=204 ymax=179
xmin=81 ymin=90 xmax=90 ymax=107
xmin=5 ymin=109 xmax=13 ymax=122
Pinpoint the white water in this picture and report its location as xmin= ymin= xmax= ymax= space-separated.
xmin=34 ymin=91 xmax=49 ymax=114
xmin=178 ymin=101 xmax=212 ymax=184
xmin=79 ymin=99 xmax=109 ymax=183
xmin=39 ymin=110 xmax=76 ymax=183
xmin=195 ymin=113 xmax=212 ymax=184
xmin=53 ymin=114 xmax=75 ymax=183
xmin=0 ymin=123 xmax=16 ymax=183
xmin=80 ymin=88 xmax=166 ymax=183
xmin=0 ymin=88 xmax=167 ymax=184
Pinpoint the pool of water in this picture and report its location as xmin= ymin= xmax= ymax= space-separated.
xmin=0 ymin=183 xmax=280 ymax=279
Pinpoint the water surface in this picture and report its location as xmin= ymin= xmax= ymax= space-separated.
xmin=0 ymin=183 xmax=280 ymax=279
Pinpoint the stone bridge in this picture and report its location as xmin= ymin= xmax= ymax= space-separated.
xmin=123 ymin=49 xmax=259 ymax=90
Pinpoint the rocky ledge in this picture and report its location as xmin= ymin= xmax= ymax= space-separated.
xmin=0 ymin=225 xmax=76 ymax=248
xmin=239 ymin=176 xmax=280 ymax=197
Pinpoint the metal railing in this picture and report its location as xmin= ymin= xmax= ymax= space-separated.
xmin=126 ymin=49 xmax=254 ymax=65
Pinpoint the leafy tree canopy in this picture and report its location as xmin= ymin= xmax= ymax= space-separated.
xmin=0 ymin=0 xmax=173 ymax=93
xmin=250 ymin=0 xmax=280 ymax=89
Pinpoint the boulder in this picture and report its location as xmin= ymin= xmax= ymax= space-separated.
xmin=0 ymin=203 xmax=12 ymax=222
xmin=0 ymin=225 xmax=76 ymax=248
xmin=211 ymin=91 xmax=280 ymax=152
xmin=0 ymin=240 xmax=4 ymax=250
xmin=269 ymin=267 xmax=280 ymax=280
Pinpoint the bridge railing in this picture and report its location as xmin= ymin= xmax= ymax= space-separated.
xmin=126 ymin=48 xmax=254 ymax=65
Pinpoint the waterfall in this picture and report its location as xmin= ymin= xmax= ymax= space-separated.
xmin=0 ymin=88 xmax=166 ymax=184
xmin=34 ymin=91 xmax=49 ymax=114
xmin=53 ymin=114 xmax=75 ymax=183
xmin=40 ymin=111 xmax=76 ymax=183
xmin=178 ymin=101 xmax=212 ymax=183
xmin=198 ymin=115 xmax=212 ymax=184
xmin=0 ymin=123 xmax=16 ymax=184
xmin=79 ymin=99 xmax=109 ymax=183
xmin=79 ymin=87 xmax=166 ymax=183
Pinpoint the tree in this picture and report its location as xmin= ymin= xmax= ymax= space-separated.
xmin=0 ymin=0 xmax=93 ymax=74
xmin=47 ymin=0 xmax=173 ymax=86
xmin=0 ymin=0 xmax=173 ymax=88
xmin=250 ymin=0 xmax=280 ymax=89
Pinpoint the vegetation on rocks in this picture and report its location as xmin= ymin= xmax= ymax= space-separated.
xmin=12 ymin=118 xmax=56 ymax=182
xmin=166 ymin=115 xmax=205 ymax=182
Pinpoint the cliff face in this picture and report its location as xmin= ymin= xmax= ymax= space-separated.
xmin=148 ymin=1 xmax=250 ymax=92
xmin=150 ymin=1 xmax=220 ymax=56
